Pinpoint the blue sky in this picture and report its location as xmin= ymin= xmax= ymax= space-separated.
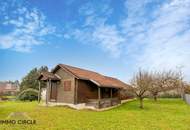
xmin=0 ymin=0 xmax=190 ymax=82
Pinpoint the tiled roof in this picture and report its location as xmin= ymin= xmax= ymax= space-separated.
xmin=58 ymin=64 xmax=130 ymax=89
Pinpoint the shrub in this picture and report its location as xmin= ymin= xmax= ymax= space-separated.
xmin=17 ymin=88 xmax=39 ymax=101
xmin=158 ymin=93 xmax=181 ymax=98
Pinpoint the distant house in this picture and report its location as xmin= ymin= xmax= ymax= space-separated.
xmin=38 ymin=64 xmax=130 ymax=109
xmin=0 ymin=82 xmax=19 ymax=95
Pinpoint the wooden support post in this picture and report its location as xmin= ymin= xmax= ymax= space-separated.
xmin=98 ymin=87 xmax=101 ymax=108
xmin=49 ymin=80 xmax=52 ymax=100
xmin=46 ymin=80 xmax=49 ymax=106
xmin=38 ymin=81 xmax=41 ymax=103
xmin=55 ymin=82 xmax=58 ymax=102
xmin=110 ymin=88 xmax=113 ymax=106
xmin=75 ymin=79 xmax=78 ymax=104
xmin=110 ymin=88 xmax=113 ymax=98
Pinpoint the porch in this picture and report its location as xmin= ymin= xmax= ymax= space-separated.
xmin=83 ymin=86 xmax=121 ymax=109
xmin=86 ymin=97 xmax=121 ymax=108
xmin=38 ymin=72 xmax=60 ymax=104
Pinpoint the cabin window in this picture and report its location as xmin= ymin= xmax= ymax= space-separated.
xmin=64 ymin=81 xmax=71 ymax=91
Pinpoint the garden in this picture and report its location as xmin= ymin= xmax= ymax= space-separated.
xmin=0 ymin=99 xmax=190 ymax=130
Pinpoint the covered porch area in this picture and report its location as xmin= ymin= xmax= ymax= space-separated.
xmin=86 ymin=87 xmax=121 ymax=109
xmin=38 ymin=72 xmax=60 ymax=105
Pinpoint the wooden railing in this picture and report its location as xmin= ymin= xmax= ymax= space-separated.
xmin=86 ymin=98 xmax=121 ymax=108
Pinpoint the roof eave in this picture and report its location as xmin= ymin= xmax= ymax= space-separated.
xmin=100 ymin=85 xmax=123 ymax=89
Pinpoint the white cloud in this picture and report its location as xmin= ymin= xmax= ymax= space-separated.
xmin=72 ymin=24 xmax=125 ymax=57
xmin=2 ymin=0 xmax=189 ymax=80
xmin=72 ymin=1 xmax=124 ymax=57
xmin=0 ymin=3 xmax=56 ymax=52
xmin=92 ymin=25 xmax=125 ymax=57
xmin=73 ymin=0 xmax=190 ymax=80
xmin=122 ymin=0 xmax=190 ymax=80
xmin=63 ymin=34 xmax=71 ymax=39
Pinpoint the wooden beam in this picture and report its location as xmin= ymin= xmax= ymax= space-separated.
xmin=55 ymin=82 xmax=58 ymax=102
xmin=75 ymin=79 xmax=78 ymax=104
xmin=49 ymin=80 xmax=52 ymax=100
xmin=49 ymin=80 xmax=52 ymax=102
xmin=110 ymin=88 xmax=113 ymax=106
xmin=110 ymin=88 xmax=113 ymax=98
xmin=98 ymin=87 xmax=101 ymax=108
xmin=46 ymin=80 xmax=49 ymax=106
xmin=38 ymin=81 xmax=41 ymax=103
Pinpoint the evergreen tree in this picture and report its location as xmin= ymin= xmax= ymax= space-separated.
xmin=20 ymin=66 xmax=48 ymax=91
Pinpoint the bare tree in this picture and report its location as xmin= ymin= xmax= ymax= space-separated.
xmin=148 ymin=72 xmax=162 ymax=101
xmin=130 ymin=70 xmax=153 ymax=108
xmin=149 ymin=70 xmax=182 ymax=101
xmin=128 ymin=69 xmax=184 ymax=108
xmin=184 ymin=83 xmax=190 ymax=94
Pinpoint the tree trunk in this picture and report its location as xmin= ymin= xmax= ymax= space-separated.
xmin=181 ymin=87 xmax=185 ymax=101
xmin=139 ymin=98 xmax=143 ymax=109
xmin=153 ymin=95 xmax=157 ymax=101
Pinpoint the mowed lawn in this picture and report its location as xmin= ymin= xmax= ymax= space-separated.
xmin=0 ymin=99 xmax=190 ymax=130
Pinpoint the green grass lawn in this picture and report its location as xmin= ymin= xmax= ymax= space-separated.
xmin=0 ymin=99 xmax=190 ymax=130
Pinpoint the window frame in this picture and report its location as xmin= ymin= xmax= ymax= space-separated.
xmin=63 ymin=80 xmax=71 ymax=91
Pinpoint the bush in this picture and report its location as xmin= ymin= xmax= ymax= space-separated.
xmin=17 ymin=88 xmax=39 ymax=101
xmin=158 ymin=93 xmax=181 ymax=98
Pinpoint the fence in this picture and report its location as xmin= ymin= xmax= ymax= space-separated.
xmin=185 ymin=94 xmax=190 ymax=105
xmin=86 ymin=98 xmax=121 ymax=108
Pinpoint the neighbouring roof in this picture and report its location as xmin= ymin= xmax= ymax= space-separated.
xmin=0 ymin=82 xmax=18 ymax=93
xmin=38 ymin=71 xmax=60 ymax=81
xmin=53 ymin=64 xmax=130 ymax=89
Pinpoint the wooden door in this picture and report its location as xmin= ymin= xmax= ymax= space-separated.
xmin=50 ymin=82 xmax=57 ymax=101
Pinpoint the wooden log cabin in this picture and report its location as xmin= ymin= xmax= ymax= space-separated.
xmin=38 ymin=64 xmax=130 ymax=109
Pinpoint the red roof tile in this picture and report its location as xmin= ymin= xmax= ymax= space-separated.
xmin=58 ymin=64 xmax=130 ymax=89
